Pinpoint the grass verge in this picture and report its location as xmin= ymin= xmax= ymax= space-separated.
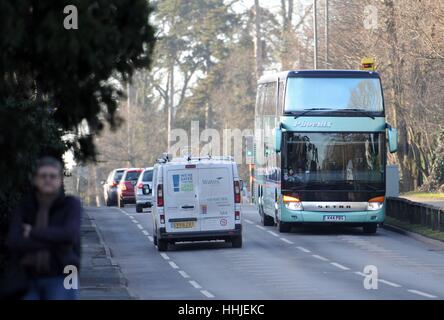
xmin=385 ymin=216 xmax=444 ymax=242
xmin=401 ymin=191 xmax=444 ymax=200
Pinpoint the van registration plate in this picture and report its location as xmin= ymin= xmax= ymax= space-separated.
xmin=173 ymin=221 xmax=195 ymax=229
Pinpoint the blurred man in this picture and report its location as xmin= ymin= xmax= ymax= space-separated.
xmin=7 ymin=156 xmax=81 ymax=300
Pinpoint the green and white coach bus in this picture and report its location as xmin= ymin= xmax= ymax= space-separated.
xmin=253 ymin=70 xmax=398 ymax=234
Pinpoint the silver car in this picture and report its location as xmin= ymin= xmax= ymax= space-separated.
xmin=135 ymin=167 xmax=153 ymax=213
xmin=103 ymin=168 xmax=126 ymax=206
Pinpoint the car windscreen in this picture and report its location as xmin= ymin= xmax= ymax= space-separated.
xmin=125 ymin=171 xmax=141 ymax=181
xmin=142 ymin=170 xmax=153 ymax=182
xmin=114 ymin=170 xmax=124 ymax=182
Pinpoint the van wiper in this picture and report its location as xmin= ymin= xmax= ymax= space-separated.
xmin=336 ymin=108 xmax=375 ymax=120
xmin=293 ymin=108 xmax=333 ymax=119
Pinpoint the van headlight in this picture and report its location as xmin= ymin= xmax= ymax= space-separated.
xmin=367 ymin=202 xmax=383 ymax=211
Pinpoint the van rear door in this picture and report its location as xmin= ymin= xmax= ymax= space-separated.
xmin=198 ymin=165 xmax=235 ymax=231
xmin=165 ymin=167 xmax=200 ymax=233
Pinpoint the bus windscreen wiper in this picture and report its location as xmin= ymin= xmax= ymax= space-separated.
xmin=336 ymin=108 xmax=375 ymax=119
xmin=293 ymin=108 xmax=333 ymax=119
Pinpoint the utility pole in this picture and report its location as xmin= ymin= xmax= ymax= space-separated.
xmin=254 ymin=0 xmax=263 ymax=78
xmin=325 ymin=0 xmax=328 ymax=68
xmin=313 ymin=0 xmax=318 ymax=69
xmin=126 ymin=82 xmax=132 ymax=167
xmin=167 ymin=63 xmax=174 ymax=153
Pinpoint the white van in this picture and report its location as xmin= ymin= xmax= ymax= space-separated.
xmin=151 ymin=155 xmax=242 ymax=251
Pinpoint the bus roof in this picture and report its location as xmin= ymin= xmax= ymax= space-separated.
xmin=258 ymin=69 xmax=380 ymax=84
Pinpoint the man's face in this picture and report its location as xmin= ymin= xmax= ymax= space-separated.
xmin=34 ymin=166 xmax=63 ymax=195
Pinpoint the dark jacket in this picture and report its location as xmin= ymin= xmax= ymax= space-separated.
xmin=7 ymin=192 xmax=82 ymax=277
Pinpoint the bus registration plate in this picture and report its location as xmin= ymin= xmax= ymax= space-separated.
xmin=323 ymin=215 xmax=346 ymax=222
xmin=173 ymin=221 xmax=195 ymax=229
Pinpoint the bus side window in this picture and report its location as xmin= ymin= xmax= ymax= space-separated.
xmin=278 ymin=80 xmax=285 ymax=114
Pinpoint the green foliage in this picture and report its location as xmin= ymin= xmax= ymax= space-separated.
xmin=0 ymin=0 xmax=156 ymax=267
xmin=0 ymin=0 xmax=156 ymax=160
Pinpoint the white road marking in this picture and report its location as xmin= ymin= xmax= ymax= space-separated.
xmin=296 ymin=246 xmax=311 ymax=253
xmin=244 ymin=219 xmax=254 ymax=224
xmin=407 ymin=289 xmax=437 ymax=299
xmin=330 ymin=262 xmax=350 ymax=271
xmin=189 ymin=280 xmax=202 ymax=289
xmin=178 ymin=270 xmax=190 ymax=278
xmin=160 ymin=253 xmax=170 ymax=260
xmin=132 ymin=220 xmax=138 ymax=224
xmin=267 ymin=230 xmax=279 ymax=237
xmin=137 ymin=224 xmax=143 ymax=229
xmin=280 ymin=238 xmax=294 ymax=244
xmin=148 ymin=236 xmax=154 ymax=242
xmin=312 ymin=254 xmax=329 ymax=261
xmin=200 ymin=290 xmax=215 ymax=298
xmin=379 ymin=279 xmax=402 ymax=288
xmin=142 ymin=230 xmax=149 ymax=236
xmin=169 ymin=261 xmax=179 ymax=269
xmin=255 ymin=225 xmax=266 ymax=230
xmin=354 ymin=271 xmax=366 ymax=277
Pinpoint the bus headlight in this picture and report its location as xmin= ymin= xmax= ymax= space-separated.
xmin=367 ymin=196 xmax=384 ymax=211
xmin=367 ymin=202 xmax=383 ymax=211
xmin=283 ymin=195 xmax=303 ymax=211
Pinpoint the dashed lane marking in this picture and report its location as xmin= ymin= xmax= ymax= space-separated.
xmin=255 ymin=225 xmax=266 ymax=230
xmin=267 ymin=230 xmax=279 ymax=237
xmin=407 ymin=289 xmax=437 ymax=299
xmin=137 ymin=224 xmax=143 ymax=230
xmin=148 ymin=236 xmax=154 ymax=242
xmin=160 ymin=253 xmax=170 ymax=260
xmin=178 ymin=270 xmax=190 ymax=278
xmin=244 ymin=219 xmax=254 ymax=224
xmin=142 ymin=230 xmax=149 ymax=236
xmin=330 ymin=262 xmax=350 ymax=271
xmin=200 ymin=290 xmax=215 ymax=298
xmin=379 ymin=279 xmax=402 ymax=288
xmin=189 ymin=280 xmax=202 ymax=289
xmin=296 ymin=246 xmax=311 ymax=253
xmin=169 ymin=261 xmax=179 ymax=269
xmin=312 ymin=254 xmax=329 ymax=261
xmin=280 ymin=238 xmax=294 ymax=244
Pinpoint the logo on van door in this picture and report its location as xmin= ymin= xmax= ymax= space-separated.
xmin=172 ymin=173 xmax=194 ymax=192
xmin=202 ymin=177 xmax=223 ymax=185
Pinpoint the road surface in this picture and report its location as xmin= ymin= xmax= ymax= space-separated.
xmin=86 ymin=204 xmax=444 ymax=300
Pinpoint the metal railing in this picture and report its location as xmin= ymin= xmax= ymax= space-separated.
xmin=386 ymin=197 xmax=444 ymax=232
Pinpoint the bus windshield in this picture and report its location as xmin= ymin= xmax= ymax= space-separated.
xmin=285 ymin=77 xmax=383 ymax=113
xmin=282 ymin=132 xmax=385 ymax=191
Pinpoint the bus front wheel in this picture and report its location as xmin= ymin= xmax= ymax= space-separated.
xmin=278 ymin=220 xmax=291 ymax=233
xmin=363 ymin=223 xmax=377 ymax=234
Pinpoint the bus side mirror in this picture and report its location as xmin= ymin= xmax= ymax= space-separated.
xmin=387 ymin=126 xmax=398 ymax=153
xmin=274 ymin=127 xmax=282 ymax=153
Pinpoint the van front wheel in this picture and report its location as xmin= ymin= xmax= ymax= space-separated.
xmin=157 ymin=239 xmax=168 ymax=251
xmin=231 ymin=236 xmax=242 ymax=248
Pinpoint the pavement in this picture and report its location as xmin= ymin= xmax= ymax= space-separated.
xmin=401 ymin=197 xmax=444 ymax=208
xmin=79 ymin=209 xmax=133 ymax=299
xmin=85 ymin=204 xmax=444 ymax=300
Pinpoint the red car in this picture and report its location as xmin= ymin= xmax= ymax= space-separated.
xmin=117 ymin=168 xmax=142 ymax=207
